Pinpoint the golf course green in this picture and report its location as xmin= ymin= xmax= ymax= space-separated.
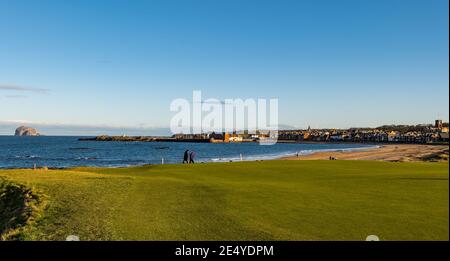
xmin=0 ymin=160 xmax=448 ymax=241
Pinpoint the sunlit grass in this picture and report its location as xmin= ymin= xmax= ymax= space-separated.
xmin=1 ymin=160 xmax=448 ymax=240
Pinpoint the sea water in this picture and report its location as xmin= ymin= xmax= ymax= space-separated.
xmin=0 ymin=136 xmax=378 ymax=168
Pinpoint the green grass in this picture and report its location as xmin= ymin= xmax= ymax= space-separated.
xmin=0 ymin=160 xmax=448 ymax=241
xmin=0 ymin=178 xmax=45 ymax=240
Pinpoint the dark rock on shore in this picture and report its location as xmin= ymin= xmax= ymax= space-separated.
xmin=78 ymin=135 xmax=210 ymax=143
xmin=79 ymin=135 xmax=158 ymax=142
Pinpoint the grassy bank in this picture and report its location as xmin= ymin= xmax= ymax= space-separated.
xmin=0 ymin=160 xmax=448 ymax=240
xmin=0 ymin=178 xmax=45 ymax=240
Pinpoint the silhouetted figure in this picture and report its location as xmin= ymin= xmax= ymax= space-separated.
xmin=189 ymin=151 xmax=196 ymax=164
xmin=183 ymin=150 xmax=189 ymax=164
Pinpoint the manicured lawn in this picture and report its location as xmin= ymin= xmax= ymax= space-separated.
xmin=0 ymin=160 xmax=448 ymax=240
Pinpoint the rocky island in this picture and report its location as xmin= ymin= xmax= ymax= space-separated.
xmin=14 ymin=126 xmax=40 ymax=136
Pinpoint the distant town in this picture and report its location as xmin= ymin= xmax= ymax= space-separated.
xmin=277 ymin=119 xmax=449 ymax=144
xmin=80 ymin=120 xmax=449 ymax=144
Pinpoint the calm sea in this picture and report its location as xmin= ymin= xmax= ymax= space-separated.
xmin=0 ymin=136 xmax=377 ymax=169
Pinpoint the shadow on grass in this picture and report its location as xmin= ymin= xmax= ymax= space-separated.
xmin=0 ymin=178 xmax=45 ymax=240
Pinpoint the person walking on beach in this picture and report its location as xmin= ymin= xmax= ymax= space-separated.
xmin=189 ymin=151 xmax=196 ymax=164
xmin=183 ymin=150 xmax=189 ymax=164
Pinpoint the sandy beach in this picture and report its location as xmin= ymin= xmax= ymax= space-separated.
xmin=282 ymin=144 xmax=449 ymax=162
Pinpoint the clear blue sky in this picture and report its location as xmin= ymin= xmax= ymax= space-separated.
xmin=0 ymin=0 xmax=448 ymax=135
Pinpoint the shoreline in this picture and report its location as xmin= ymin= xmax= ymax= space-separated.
xmin=0 ymin=144 xmax=447 ymax=170
xmin=281 ymin=144 xmax=449 ymax=162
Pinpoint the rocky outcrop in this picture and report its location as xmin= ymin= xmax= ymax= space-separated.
xmin=78 ymin=135 xmax=210 ymax=143
xmin=14 ymin=126 xmax=39 ymax=136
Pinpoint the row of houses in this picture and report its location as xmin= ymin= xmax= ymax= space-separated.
xmin=278 ymin=121 xmax=449 ymax=144
xmin=279 ymin=129 xmax=449 ymax=143
xmin=173 ymin=131 xmax=267 ymax=143
xmin=172 ymin=121 xmax=449 ymax=144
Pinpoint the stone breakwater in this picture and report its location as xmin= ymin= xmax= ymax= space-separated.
xmin=79 ymin=135 xmax=210 ymax=143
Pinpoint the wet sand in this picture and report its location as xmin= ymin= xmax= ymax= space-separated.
xmin=282 ymin=144 xmax=449 ymax=162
